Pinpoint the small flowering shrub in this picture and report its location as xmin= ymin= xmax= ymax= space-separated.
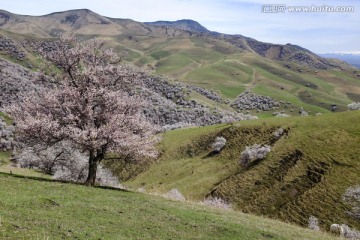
xmin=308 ymin=216 xmax=320 ymax=231
xmin=343 ymin=186 xmax=360 ymax=220
xmin=164 ymin=189 xmax=185 ymax=201
xmin=240 ymin=144 xmax=271 ymax=167
xmin=203 ymin=196 xmax=231 ymax=210
xmin=340 ymin=224 xmax=360 ymax=239
xmin=348 ymin=102 xmax=360 ymax=111
xmin=210 ymin=137 xmax=226 ymax=153
xmin=273 ymin=128 xmax=285 ymax=140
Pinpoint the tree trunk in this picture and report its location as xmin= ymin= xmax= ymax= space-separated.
xmin=85 ymin=147 xmax=106 ymax=186
xmin=85 ymin=150 xmax=99 ymax=186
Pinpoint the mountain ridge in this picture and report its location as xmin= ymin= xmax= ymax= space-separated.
xmin=0 ymin=8 xmax=354 ymax=70
xmin=319 ymin=53 xmax=360 ymax=69
xmin=0 ymin=8 xmax=359 ymax=115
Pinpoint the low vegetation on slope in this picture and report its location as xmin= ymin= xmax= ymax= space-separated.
xmin=0 ymin=173 xmax=337 ymax=240
xmin=122 ymin=35 xmax=359 ymax=113
xmin=124 ymin=111 xmax=360 ymax=230
xmin=1 ymin=22 xmax=360 ymax=116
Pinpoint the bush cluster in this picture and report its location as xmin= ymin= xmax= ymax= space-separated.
xmin=240 ymin=144 xmax=271 ymax=167
xmin=343 ymin=186 xmax=360 ymax=220
xmin=203 ymin=196 xmax=231 ymax=210
xmin=210 ymin=137 xmax=226 ymax=153
xmin=15 ymin=142 xmax=121 ymax=187
xmin=348 ymin=102 xmax=360 ymax=111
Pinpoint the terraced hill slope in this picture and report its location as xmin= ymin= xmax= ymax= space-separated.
xmin=122 ymin=111 xmax=360 ymax=230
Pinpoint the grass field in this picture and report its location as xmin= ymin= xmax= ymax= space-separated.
xmin=125 ymin=110 xmax=360 ymax=230
xmin=0 ymin=173 xmax=338 ymax=240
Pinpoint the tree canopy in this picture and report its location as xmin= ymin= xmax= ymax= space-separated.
xmin=7 ymin=36 xmax=159 ymax=186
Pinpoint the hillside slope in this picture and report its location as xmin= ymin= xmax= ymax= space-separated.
xmin=320 ymin=53 xmax=360 ymax=69
xmin=0 ymin=8 xmax=349 ymax=70
xmin=123 ymin=111 xmax=360 ymax=230
xmin=0 ymin=173 xmax=337 ymax=239
xmin=0 ymin=9 xmax=359 ymax=116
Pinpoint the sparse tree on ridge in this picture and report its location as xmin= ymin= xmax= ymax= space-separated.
xmin=6 ymin=36 xmax=159 ymax=186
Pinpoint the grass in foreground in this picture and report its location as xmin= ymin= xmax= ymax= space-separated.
xmin=0 ymin=173 xmax=337 ymax=240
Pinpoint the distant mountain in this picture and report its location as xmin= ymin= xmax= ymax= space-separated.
xmin=216 ymin=35 xmax=352 ymax=69
xmin=0 ymin=9 xmax=143 ymax=37
xmin=319 ymin=53 xmax=360 ymax=69
xmin=0 ymin=8 xmax=359 ymax=114
xmin=0 ymin=9 xmax=353 ymax=70
xmin=145 ymin=20 xmax=352 ymax=70
xmin=144 ymin=19 xmax=209 ymax=33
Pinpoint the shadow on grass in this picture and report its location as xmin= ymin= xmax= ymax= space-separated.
xmin=202 ymin=151 xmax=219 ymax=159
xmin=0 ymin=171 xmax=130 ymax=192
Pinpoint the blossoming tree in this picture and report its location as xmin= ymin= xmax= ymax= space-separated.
xmin=7 ymin=36 xmax=159 ymax=186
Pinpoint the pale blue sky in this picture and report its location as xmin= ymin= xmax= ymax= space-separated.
xmin=1 ymin=0 xmax=359 ymax=53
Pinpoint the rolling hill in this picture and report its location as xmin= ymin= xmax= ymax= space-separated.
xmin=119 ymin=111 xmax=360 ymax=231
xmin=319 ymin=53 xmax=360 ymax=69
xmin=0 ymin=9 xmax=359 ymax=116
xmin=0 ymin=9 xmax=360 ymax=237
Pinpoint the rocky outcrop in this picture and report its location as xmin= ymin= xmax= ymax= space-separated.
xmin=0 ymin=11 xmax=11 ymax=26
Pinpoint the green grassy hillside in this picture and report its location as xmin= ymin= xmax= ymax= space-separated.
xmin=1 ymin=23 xmax=360 ymax=116
xmin=124 ymin=111 xmax=360 ymax=230
xmin=0 ymin=173 xmax=337 ymax=240
xmin=91 ymin=36 xmax=360 ymax=113
xmin=111 ymin=34 xmax=359 ymax=113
